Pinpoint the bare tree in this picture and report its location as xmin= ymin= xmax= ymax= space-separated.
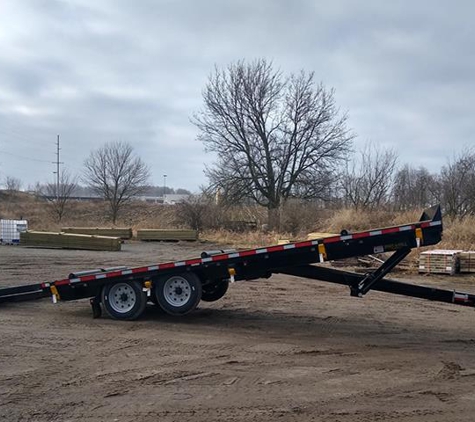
xmin=342 ymin=142 xmax=398 ymax=211
xmin=175 ymin=194 xmax=215 ymax=231
xmin=4 ymin=176 xmax=22 ymax=194
xmin=43 ymin=170 xmax=77 ymax=222
xmin=392 ymin=164 xmax=438 ymax=211
xmin=83 ymin=141 xmax=150 ymax=224
xmin=193 ymin=59 xmax=353 ymax=229
xmin=31 ymin=181 xmax=44 ymax=200
xmin=438 ymin=148 xmax=475 ymax=218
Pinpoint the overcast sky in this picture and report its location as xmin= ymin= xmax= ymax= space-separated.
xmin=0 ymin=0 xmax=473 ymax=191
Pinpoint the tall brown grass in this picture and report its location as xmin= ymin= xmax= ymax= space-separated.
xmin=203 ymin=229 xmax=288 ymax=249
xmin=1 ymin=192 xmax=473 ymax=254
xmin=442 ymin=216 xmax=475 ymax=250
xmin=0 ymin=192 xmax=179 ymax=231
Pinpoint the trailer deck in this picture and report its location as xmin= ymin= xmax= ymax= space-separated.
xmin=1 ymin=205 xmax=474 ymax=320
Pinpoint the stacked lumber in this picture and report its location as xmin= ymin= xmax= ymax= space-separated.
xmin=136 ymin=229 xmax=198 ymax=242
xmin=61 ymin=227 xmax=132 ymax=240
xmin=307 ymin=232 xmax=338 ymax=240
xmin=459 ymin=251 xmax=475 ymax=273
xmin=418 ymin=250 xmax=462 ymax=275
xmin=20 ymin=231 xmax=121 ymax=251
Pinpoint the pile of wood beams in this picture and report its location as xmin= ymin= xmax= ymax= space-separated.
xmin=20 ymin=231 xmax=121 ymax=251
xmin=61 ymin=227 xmax=132 ymax=240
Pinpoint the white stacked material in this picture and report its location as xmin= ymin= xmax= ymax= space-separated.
xmin=0 ymin=219 xmax=28 ymax=244
xmin=419 ymin=250 xmax=462 ymax=275
xmin=459 ymin=251 xmax=475 ymax=273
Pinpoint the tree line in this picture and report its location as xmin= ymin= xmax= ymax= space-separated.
xmin=339 ymin=145 xmax=475 ymax=219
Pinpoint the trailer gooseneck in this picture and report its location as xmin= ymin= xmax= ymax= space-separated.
xmin=1 ymin=205 xmax=474 ymax=320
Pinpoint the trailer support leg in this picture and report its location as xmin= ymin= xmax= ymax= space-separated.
xmin=90 ymin=296 xmax=102 ymax=319
xmin=350 ymin=247 xmax=411 ymax=297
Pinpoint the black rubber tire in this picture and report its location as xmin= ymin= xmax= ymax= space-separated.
xmin=149 ymin=290 xmax=166 ymax=314
xmin=155 ymin=272 xmax=202 ymax=316
xmin=101 ymin=281 xmax=147 ymax=321
xmin=201 ymin=279 xmax=229 ymax=302
xmin=149 ymin=293 xmax=159 ymax=305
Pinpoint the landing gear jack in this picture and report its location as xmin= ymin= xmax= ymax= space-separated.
xmin=350 ymin=248 xmax=411 ymax=297
xmin=90 ymin=296 xmax=102 ymax=319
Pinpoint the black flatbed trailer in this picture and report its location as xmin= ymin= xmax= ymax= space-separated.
xmin=1 ymin=205 xmax=474 ymax=320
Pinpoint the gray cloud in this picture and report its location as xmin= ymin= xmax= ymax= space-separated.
xmin=0 ymin=0 xmax=474 ymax=191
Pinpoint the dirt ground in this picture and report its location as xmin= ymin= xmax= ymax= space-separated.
xmin=1 ymin=242 xmax=475 ymax=422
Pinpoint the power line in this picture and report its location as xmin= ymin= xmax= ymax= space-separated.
xmin=0 ymin=149 xmax=52 ymax=163
xmin=0 ymin=128 xmax=51 ymax=152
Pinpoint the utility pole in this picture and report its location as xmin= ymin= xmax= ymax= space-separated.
xmin=163 ymin=174 xmax=167 ymax=204
xmin=52 ymin=135 xmax=63 ymax=201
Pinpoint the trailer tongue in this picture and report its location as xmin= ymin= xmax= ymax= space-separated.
xmin=1 ymin=205 xmax=474 ymax=320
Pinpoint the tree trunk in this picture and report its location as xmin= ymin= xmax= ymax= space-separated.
xmin=111 ymin=205 xmax=118 ymax=225
xmin=267 ymin=206 xmax=281 ymax=231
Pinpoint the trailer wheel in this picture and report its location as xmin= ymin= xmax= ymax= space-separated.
xmin=101 ymin=281 xmax=147 ymax=320
xmin=155 ymin=273 xmax=202 ymax=316
xmin=201 ymin=279 xmax=229 ymax=302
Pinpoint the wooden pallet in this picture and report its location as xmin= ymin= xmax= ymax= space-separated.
xmin=20 ymin=231 xmax=121 ymax=251
xmin=61 ymin=227 xmax=132 ymax=240
xmin=419 ymin=249 xmax=462 ymax=275
xmin=459 ymin=251 xmax=475 ymax=273
xmin=136 ymin=229 xmax=198 ymax=242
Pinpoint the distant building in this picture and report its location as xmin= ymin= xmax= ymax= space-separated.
xmin=38 ymin=192 xmax=191 ymax=205
xmin=136 ymin=195 xmax=163 ymax=204
xmin=135 ymin=194 xmax=191 ymax=204
xmin=163 ymin=194 xmax=191 ymax=205
xmin=41 ymin=194 xmax=103 ymax=202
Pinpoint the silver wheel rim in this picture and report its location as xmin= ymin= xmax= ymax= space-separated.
xmin=163 ymin=276 xmax=192 ymax=307
xmin=108 ymin=283 xmax=136 ymax=313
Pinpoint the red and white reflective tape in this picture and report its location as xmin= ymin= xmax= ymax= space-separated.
xmin=453 ymin=291 xmax=470 ymax=303
xmin=47 ymin=220 xmax=442 ymax=288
